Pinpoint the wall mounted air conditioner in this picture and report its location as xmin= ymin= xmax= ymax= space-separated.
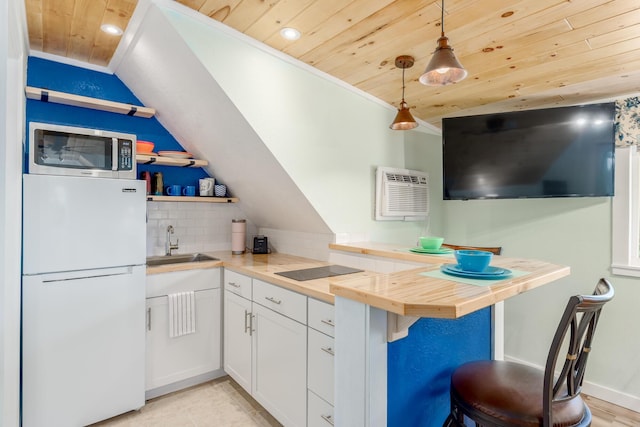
xmin=375 ymin=166 xmax=429 ymax=221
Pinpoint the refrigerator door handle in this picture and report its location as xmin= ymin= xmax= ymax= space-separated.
xmin=40 ymin=266 xmax=135 ymax=283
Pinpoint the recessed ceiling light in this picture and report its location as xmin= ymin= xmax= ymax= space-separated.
xmin=100 ymin=24 xmax=123 ymax=36
xmin=280 ymin=27 xmax=301 ymax=41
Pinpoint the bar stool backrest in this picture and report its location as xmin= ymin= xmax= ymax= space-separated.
xmin=543 ymin=278 xmax=614 ymax=426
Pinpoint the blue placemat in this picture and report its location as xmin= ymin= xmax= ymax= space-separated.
xmin=420 ymin=268 xmax=531 ymax=287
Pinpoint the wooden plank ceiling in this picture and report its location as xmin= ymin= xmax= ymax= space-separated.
xmin=25 ymin=0 xmax=640 ymax=128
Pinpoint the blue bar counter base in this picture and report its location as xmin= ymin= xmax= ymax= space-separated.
xmin=387 ymin=307 xmax=491 ymax=427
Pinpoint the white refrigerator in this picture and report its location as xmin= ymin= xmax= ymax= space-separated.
xmin=22 ymin=174 xmax=147 ymax=427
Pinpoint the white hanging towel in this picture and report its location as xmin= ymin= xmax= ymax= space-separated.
xmin=168 ymin=291 xmax=196 ymax=338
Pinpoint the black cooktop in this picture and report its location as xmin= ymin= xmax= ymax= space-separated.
xmin=275 ymin=265 xmax=363 ymax=281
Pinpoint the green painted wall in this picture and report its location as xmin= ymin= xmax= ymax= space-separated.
xmin=164 ymin=7 xmax=437 ymax=244
xmin=419 ymin=136 xmax=640 ymax=400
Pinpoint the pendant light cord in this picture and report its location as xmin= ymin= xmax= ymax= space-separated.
xmin=401 ymin=66 xmax=406 ymax=103
xmin=441 ymin=0 xmax=445 ymax=37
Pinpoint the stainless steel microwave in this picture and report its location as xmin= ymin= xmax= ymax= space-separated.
xmin=28 ymin=122 xmax=137 ymax=179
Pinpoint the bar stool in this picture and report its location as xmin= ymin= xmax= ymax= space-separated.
xmin=443 ymin=278 xmax=614 ymax=427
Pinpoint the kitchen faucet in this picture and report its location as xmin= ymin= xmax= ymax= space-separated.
xmin=165 ymin=225 xmax=179 ymax=256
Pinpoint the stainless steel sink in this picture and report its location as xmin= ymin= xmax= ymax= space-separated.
xmin=146 ymin=253 xmax=219 ymax=266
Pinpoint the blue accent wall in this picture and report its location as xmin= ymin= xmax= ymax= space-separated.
xmin=25 ymin=57 xmax=209 ymax=189
xmin=388 ymin=307 xmax=492 ymax=427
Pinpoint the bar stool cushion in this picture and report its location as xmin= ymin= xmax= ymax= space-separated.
xmin=451 ymin=360 xmax=588 ymax=427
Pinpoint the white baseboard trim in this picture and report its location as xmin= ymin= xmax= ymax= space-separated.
xmin=504 ymin=355 xmax=640 ymax=413
xmin=581 ymin=382 xmax=640 ymax=413
xmin=145 ymin=369 xmax=226 ymax=400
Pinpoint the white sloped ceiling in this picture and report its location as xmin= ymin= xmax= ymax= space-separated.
xmin=114 ymin=3 xmax=331 ymax=234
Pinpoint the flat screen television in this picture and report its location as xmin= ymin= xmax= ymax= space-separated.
xmin=442 ymin=103 xmax=616 ymax=200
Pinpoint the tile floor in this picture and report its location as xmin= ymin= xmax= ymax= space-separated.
xmin=93 ymin=376 xmax=640 ymax=427
xmin=92 ymin=376 xmax=281 ymax=427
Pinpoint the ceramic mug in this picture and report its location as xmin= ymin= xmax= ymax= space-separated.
xmin=165 ymin=184 xmax=182 ymax=196
xmin=199 ymin=178 xmax=214 ymax=196
xmin=182 ymin=185 xmax=196 ymax=197
xmin=214 ymin=184 xmax=227 ymax=197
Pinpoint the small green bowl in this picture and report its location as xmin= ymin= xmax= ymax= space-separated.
xmin=419 ymin=236 xmax=444 ymax=250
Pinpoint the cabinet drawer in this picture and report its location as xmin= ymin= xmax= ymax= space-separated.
xmin=253 ymin=279 xmax=307 ymax=324
xmin=308 ymin=328 xmax=334 ymax=404
xmin=308 ymin=298 xmax=335 ymax=337
xmin=146 ymin=267 xmax=221 ymax=298
xmin=308 ymin=390 xmax=334 ymax=427
xmin=224 ymin=269 xmax=252 ymax=299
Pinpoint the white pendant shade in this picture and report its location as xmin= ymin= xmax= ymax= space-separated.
xmin=419 ymin=36 xmax=467 ymax=86
xmin=420 ymin=0 xmax=467 ymax=86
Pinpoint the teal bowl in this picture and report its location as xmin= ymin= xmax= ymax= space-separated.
xmin=455 ymin=250 xmax=493 ymax=272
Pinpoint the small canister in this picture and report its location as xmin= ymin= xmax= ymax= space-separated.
xmin=152 ymin=172 xmax=163 ymax=196
xmin=140 ymin=171 xmax=151 ymax=195
xmin=231 ymin=219 xmax=246 ymax=254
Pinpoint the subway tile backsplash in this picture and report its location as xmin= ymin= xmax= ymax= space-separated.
xmin=146 ymin=202 xmax=257 ymax=257
xmin=146 ymin=203 xmax=337 ymax=260
xmin=258 ymin=227 xmax=335 ymax=261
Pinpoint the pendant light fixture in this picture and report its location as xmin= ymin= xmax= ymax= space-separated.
xmin=390 ymin=55 xmax=418 ymax=130
xmin=419 ymin=0 xmax=467 ymax=86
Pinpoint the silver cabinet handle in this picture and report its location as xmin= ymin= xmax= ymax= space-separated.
xmin=321 ymin=346 xmax=335 ymax=356
xmin=227 ymin=281 xmax=240 ymax=288
xmin=147 ymin=307 xmax=151 ymax=331
xmin=321 ymin=414 xmax=334 ymax=425
xmin=321 ymin=318 xmax=335 ymax=327
xmin=244 ymin=309 xmax=250 ymax=334
xmin=265 ymin=296 xmax=282 ymax=305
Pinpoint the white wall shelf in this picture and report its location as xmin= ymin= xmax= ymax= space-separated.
xmin=136 ymin=154 xmax=208 ymax=168
xmin=147 ymin=195 xmax=237 ymax=203
xmin=25 ymin=86 xmax=156 ymax=118
xmin=139 ymin=155 xmax=228 ymax=202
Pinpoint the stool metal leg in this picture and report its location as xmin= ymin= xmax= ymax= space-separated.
xmin=443 ymin=414 xmax=455 ymax=427
xmin=442 ymin=404 xmax=466 ymax=427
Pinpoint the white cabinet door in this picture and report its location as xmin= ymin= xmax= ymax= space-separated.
xmin=223 ymin=290 xmax=253 ymax=392
xmin=146 ymin=288 xmax=221 ymax=391
xmin=252 ymin=302 xmax=307 ymax=427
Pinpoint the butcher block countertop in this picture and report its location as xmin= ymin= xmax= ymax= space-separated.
xmin=329 ymin=242 xmax=570 ymax=318
xmin=146 ymin=252 xmax=376 ymax=304
xmin=146 ymin=243 xmax=570 ymax=318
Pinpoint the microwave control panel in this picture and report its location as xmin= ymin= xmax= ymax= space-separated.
xmin=118 ymin=139 xmax=134 ymax=171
